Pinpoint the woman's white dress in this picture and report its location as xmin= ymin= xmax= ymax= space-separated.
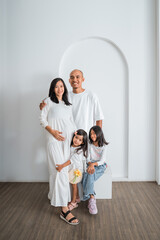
xmin=40 ymin=97 xmax=76 ymax=207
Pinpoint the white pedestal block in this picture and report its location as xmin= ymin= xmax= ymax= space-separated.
xmin=95 ymin=166 xmax=112 ymax=199
xmin=77 ymin=165 xmax=112 ymax=200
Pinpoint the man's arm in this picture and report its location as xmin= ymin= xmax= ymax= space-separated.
xmin=39 ymin=100 xmax=47 ymax=110
xmin=96 ymin=120 xmax=102 ymax=128
xmin=93 ymin=92 xmax=104 ymax=128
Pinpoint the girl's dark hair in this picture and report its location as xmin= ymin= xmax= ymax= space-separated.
xmin=49 ymin=78 xmax=71 ymax=105
xmin=71 ymin=129 xmax=88 ymax=158
xmin=89 ymin=126 xmax=109 ymax=147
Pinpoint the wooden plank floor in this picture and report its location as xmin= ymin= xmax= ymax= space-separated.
xmin=0 ymin=182 xmax=160 ymax=240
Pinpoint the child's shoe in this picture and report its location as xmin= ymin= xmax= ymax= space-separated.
xmin=68 ymin=202 xmax=78 ymax=211
xmin=88 ymin=197 xmax=98 ymax=214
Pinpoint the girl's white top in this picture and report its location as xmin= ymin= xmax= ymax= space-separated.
xmin=69 ymin=146 xmax=86 ymax=172
xmin=87 ymin=143 xmax=107 ymax=166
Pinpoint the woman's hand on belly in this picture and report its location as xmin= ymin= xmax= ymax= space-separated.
xmin=45 ymin=126 xmax=65 ymax=141
xmin=51 ymin=130 xmax=65 ymax=141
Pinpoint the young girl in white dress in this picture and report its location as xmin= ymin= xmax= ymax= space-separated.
xmin=56 ymin=129 xmax=88 ymax=211
xmin=82 ymin=126 xmax=109 ymax=215
xmin=40 ymin=78 xmax=79 ymax=225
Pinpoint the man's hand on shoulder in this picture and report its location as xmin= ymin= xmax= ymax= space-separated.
xmin=39 ymin=100 xmax=47 ymax=110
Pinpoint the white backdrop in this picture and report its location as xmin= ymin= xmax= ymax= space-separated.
xmin=59 ymin=37 xmax=128 ymax=178
xmin=0 ymin=0 xmax=156 ymax=181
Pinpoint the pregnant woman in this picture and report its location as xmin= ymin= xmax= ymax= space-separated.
xmin=40 ymin=78 xmax=79 ymax=225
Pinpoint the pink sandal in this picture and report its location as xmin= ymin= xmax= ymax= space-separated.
xmin=68 ymin=202 xmax=78 ymax=211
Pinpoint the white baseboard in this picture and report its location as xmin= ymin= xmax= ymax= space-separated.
xmin=112 ymin=177 xmax=156 ymax=182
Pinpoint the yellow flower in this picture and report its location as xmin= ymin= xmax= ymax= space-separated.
xmin=74 ymin=169 xmax=82 ymax=177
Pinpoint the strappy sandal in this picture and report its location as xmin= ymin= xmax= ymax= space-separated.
xmin=68 ymin=202 xmax=78 ymax=211
xmin=60 ymin=210 xmax=80 ymax=225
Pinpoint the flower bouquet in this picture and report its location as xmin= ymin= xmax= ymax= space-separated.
xmin=68 ymin=169 xmax=82 ymax=184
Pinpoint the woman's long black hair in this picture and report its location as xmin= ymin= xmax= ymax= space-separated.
xmin=49 ymin=78 xmax=71 ymax=105
xmin=89 ymin=126 xmax=109 ymax=147
xmin=71 ymin=129 xmax=88 ymax=158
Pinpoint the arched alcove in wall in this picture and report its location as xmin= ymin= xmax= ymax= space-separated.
xmin=59 ymin=37 xmax=129 ymax=178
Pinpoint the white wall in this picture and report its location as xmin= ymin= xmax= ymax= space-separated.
xmin=156 ymin=0 xmax=160 ymax=185
xmin=59 ymin=38 xmax=129 ymax=178
xmin=0 ymin=0 xmax=157 ymax=181
xmin=0 ymin=0 xmax=6 ymax=181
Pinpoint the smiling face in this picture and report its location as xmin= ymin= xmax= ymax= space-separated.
xmin=69 ymin=70 xmax=84 ymax=90
xmin=90 ymin=129 xmax=97 ymax=142
xmin=54 ymin=80 xmax=64 ymax=100
xmin=72 ymin=134 xmax=84 ymax=147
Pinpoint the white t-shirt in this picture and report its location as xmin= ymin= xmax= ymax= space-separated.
xmin=68 ymin=89 xmax=104 ymax=132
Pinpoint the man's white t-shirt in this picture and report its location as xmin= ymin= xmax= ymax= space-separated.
xmin=68 ymin=89 xmax=104 ymax=132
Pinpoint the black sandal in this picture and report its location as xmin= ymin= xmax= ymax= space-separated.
xmin=60 ymin=210 xmax=80 ymax=225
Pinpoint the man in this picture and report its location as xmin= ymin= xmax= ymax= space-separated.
xmin=40 ymin=69 xmax=104 ymax=135
xmin=68 ymin=69 xmax=103 ymax=130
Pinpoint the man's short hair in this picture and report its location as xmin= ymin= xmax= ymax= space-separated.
xmin=70 ymin=69 xmax=84 ymax=77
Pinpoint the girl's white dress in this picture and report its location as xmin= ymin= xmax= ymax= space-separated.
xmin=40 ymin=97 xmax=76 ymax=207
xmin=69 ymin=146 xmax=86 ymax=199
xmin=69 ymin=146 xmax=85 ymax=172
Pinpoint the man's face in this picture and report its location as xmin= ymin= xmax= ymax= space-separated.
xmin=69 ymin=70 xmax=84 ymax=89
